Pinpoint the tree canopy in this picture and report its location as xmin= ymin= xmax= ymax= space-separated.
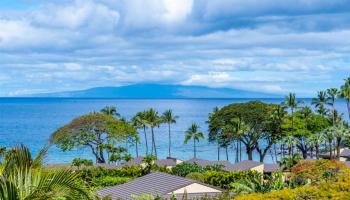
xmin=208 ymin=101 xmax=282 ymax=161
xmin=51 ymin=112 xmax=137 ymax=163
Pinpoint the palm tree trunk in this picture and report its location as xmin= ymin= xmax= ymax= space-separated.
xmin=143 ymin=126 xmax=148 ymax=155
xmin=152 ymin=127 xmax=157 ymax=158
xmin=135 ymin=139 xmax=139 ymax=157
xmin=332 ymin=100 xmax=335 ymax=125
xmin=239 ymin=141 xmax=242 ymax=162
xmin=347 ymin=99 xmax=350 ymax=121
xmin=336 ymin=137 xmax=341 ymax=160
xmin=225 ymin=146 xmax=228 ymax=161
xmin=194 ymin=138 xmax=196 ymax=158
xmin=310 ymin=145 xmax=314 ymax=159
xmin=168 ymin=123 xmax=171 ymax=158
xmin=288 ymin=145 xmax=291 ymax=156
xmin=217 ymin=144 xmax=220 ymax=161
xmin=316 ymin=144 xmax=319 ymax=159
xmin=235 ymin=141 xmax=239 ymax=163
xmin=329 ymin=139 xmax=333 ymax=160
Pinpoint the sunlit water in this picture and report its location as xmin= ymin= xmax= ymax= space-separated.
xmin=0 ymin=98 xmax=348 ymax=164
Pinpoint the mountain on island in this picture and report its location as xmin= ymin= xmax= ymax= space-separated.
xmin=29 ymin=84 xmax=281 ymax=98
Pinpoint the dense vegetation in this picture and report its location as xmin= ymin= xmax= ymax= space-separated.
xmin=1 ymin=77 xmax=350 ymax=199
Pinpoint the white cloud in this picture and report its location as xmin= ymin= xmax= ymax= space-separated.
xmin=0 ymin=0 xmax=350 ymax=96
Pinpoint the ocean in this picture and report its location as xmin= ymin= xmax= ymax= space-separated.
xmin=0 ymin=98 xmax=348 ymax=164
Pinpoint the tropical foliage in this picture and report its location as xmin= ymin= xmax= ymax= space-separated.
xmin=0 ymin=145 xmax=91 ymax=200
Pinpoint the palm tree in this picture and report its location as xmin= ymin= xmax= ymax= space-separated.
xmin=280 ymin=153 xmax=302 ymax=171
xmin=339 ymin=77 xmax=350 ymax=121
xmin=131 ymin=115 xmax=146 ymax=157
xmin=184 ymin=123 xmax=205 ymax=158
xmin=327 ymin=88 xmax=338 ymax=125
xmin=333 ymin=125 xmax=350 ymax=160
xmin=307 ymin=132 xmax=324 ymax=159
xmin=145 ymin=109 xmax=161 ymax=158
xmin=312 ymin=91 xmax=328 ymax=116
xmin=0 ymin=145 xmax=91 ymax=200
xmin=133 ymin=111 xmax=149 ymax=155
xmin=100 ymin=106 xmax=120 ymax=118
xmin=161 ymin=109 xmax=179 ymax=158
xmin=282 ymin=136 xmax=298 ymax=156
xmin=282 ymin=93 xmax=302 ymax=134
xmin=322 ymin=127 xmax=335 ymax=159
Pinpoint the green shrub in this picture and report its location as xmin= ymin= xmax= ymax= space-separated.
xmin=171 ymin=163 xmax=204 ymax=177
xmin=92 ymin=176 xmax=132 ymax=188
xmin=186 ymin=170 xmax=262 ymax=190
xmin=71 ymin=158 xmax=93 ymax=169
xmin=77 ymin=165 xmax=143 ymax=189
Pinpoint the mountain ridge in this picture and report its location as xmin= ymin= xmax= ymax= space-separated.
xmin=28 ymin=84 xmax=282 ymax=98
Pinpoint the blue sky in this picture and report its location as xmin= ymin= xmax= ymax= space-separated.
xmin=0 ymin=0 xmax=350 ymax=97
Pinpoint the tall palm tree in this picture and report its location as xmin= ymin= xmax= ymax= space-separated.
xmin=184 ymin=123 xmax=205 ymax=158
xmin=282 ymin=93 xmax=302 ymax=134
xmin=327 ymin=88 xmax=338 ymax=125
xmin=131 ymin=114 xmax=148 ymax=157
xmin=0 ymin=145 xmax=90 ymax=200
xmin=161 ymin=109 xmax=179 ymax=158
xmin=145 ymin=108 xmax=161 ymax=158
xmin=339 ymin=77 xmax=350 ymax=121
xmin=312 ymin=91 xmax=328 ymax=116
xmin=100 ymin=106 xmax=120 ymax=118
xmin=133 ymin=111 xmax=149 ymax=155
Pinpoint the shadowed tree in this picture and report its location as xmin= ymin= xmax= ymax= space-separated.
xmin=184 ymin=123 xmax=205 ymax=158
xmin=161 ymin=109 xmax=179 ymax=158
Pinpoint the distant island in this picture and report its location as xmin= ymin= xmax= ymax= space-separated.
xmin=28 ymin=84 xmax=281 ymax=98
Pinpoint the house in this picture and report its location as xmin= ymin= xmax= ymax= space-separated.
xmin=263 ymin=163 xmax=281 ymax=174
xmin=319 ymin=148 xmax=350 ymax=161
xmin=185 ymin=158 xmax=232 ymax=169
xmin=222 ymin=160 xmax=264 ymax=173
xmin=186 ymin=158 xmax=280 ymax=174
xmin=123 ymin=156 xmax=183 ymax=169
xmin=97 ymin=172 xmax=223 ymax=199
xmin=156 ymin=157 xmax=183 ymax=169
xmin=342 ymin=161 xmax=350 ymax=167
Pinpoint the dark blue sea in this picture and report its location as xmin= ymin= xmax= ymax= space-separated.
xmin=0 ymin=98 xmax=348 ymax=164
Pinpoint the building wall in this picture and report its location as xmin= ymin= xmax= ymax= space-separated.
xmin=251 ymin=164 xmax=264 ymax=173
xmin=169 ymin=183 xmax=221 ymax=194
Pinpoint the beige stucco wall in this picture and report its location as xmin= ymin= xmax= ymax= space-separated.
xmin=251 ymin=164 xmax=264 ymax=173
xmin=168 ymin=183 xmax=221 ymax=194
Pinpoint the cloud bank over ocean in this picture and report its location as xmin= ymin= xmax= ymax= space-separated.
xmin=0 ymin=0 xmax=350 ymax=96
